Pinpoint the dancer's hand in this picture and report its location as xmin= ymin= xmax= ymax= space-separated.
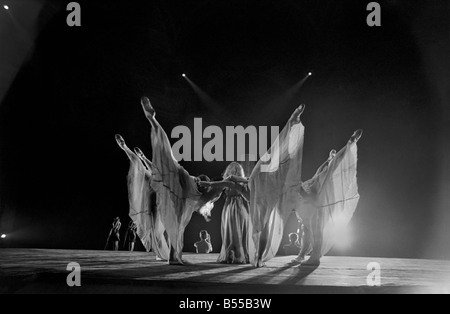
xmin=115 ymin=134 xmax=126 ymax=148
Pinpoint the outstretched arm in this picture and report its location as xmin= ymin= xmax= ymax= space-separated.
xmin=197 ymin=181 xmax=227 ymax=201
xmin=199 ymin=180 xmax=250 ymax=202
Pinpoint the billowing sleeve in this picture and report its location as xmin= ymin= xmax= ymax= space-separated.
xmin=148 ymin=117 xmax=219 ymax=262
xmin=303 ymin=140 xmax=360 ymax=256
xmin=126 ymin=149 xmax=169 ymax=260
xmin=248 ymin=121 xmax=305 ymax=266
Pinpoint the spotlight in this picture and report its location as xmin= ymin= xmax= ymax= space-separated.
xmin=182 ymin=73 xmax=186 ymax=78
xmin=3 ymin=5 xmax=9 ymax=10
xmin=1 ymin=234 xmax=6 ymax=239
xmin=308 ymin=72 xmax=312 ymax=76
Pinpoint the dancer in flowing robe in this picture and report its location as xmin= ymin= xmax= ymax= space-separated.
xmin=293 ymin=129 xmax=362 ymax=265
xmin=248 ymin=104 xmax=362 ymax=267
xmin=115 ymin=134 xmax=169 ymax=260
xmin=248 ymin=105 xmax=306 ymax=267
xmin=140 ymin=97 xmax=221 ymax=265
xmin=199 ymin=162 xmax=251 ymax=264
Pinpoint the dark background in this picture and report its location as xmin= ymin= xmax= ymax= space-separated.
xmin=0 ymin=0 xmax=449 ymax=259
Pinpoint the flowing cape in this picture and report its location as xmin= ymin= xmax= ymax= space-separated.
xmin=126 ymin=149 xmax=169 ymax=260
xmin=302 ymin=140 xmax=360 ymax=256
xmin=217 ymin=190 xmax=250 ymax=264
xmin=249 ymin=121 xmax=305 ymax=266
xmin=149 ymin=118 xmax=218 ymax=262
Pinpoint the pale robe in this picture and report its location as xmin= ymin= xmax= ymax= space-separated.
xmin=249 ymin=119 xmax=360 ymax=266
xmin=149 ymin=117 xmax=219 ymax=263
xmin=125 ymin=147 xmax=169 ymax=260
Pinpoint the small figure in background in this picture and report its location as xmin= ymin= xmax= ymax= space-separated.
xmin=194 ymin=230 xmax=213 ymax=254
xmin=105 ymin=217 xmax=121 ymax=251
xmin=124 ymin=221 xmax=138 ymax=252
xmin=283 ymin=232 xmax=302 ymax=256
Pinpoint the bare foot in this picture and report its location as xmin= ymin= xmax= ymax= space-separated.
xmin=349 ymin=129 xmax=363 ymax=143
xmin=329 ymin=149 xmax=337 ymax=160
xmin=141 ymin=96 xmax=155 ymax=119
xmin=134 ymin=147 xmax=144 ymax=158
xmin=289 ymin=104 xmax=306 ymax=125
xmin=115 ymin=134 xmax=126 ymax=148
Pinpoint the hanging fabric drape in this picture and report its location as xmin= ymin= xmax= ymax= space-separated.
xmin=301 ymin=140 xmax=360 ymax=256
xmin=249 ymin=119 xmax=305 ymax=267
xmin=125 ymin=149 xmax=169 ymax=260
xmin=149 ymin=117 xmax=218 ymax=263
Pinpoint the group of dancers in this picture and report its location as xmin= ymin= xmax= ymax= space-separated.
xmin=115 ymin=97 xmax=362 ymax=267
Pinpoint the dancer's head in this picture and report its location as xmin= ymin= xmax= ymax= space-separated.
xmin=289 ymin=233 xmax=299 ymax=244
xmin=199 ymin=230 xmax=208 ymax=240
xmin=223 ymin=162 xmax=245 ymax=179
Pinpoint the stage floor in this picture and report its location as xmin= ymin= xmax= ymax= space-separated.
xmin=0 ymin=249 xmax=449 ymax=294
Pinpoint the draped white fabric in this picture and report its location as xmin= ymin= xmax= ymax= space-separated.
xmin=124 ymin=148 xmax=169 ymax=260
xmin=217 ymin=192 xmax=250 ymax=264
xmin=149 ymin=117 xmax=218 ymax=263
xmin=249 ymin=121 xmax=305 ymax=266
xmin=301 ymin=141 xmax=360 ymax=257
xmin=249 ymin=112 xmax=360 ymax=267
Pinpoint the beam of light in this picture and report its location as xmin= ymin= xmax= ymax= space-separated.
xmin=1 ymin=234 xmax=6 ymax=239
xmin=282 ymin=72 xmax=313 ymax=101
xmin=0 ymin=0 xmax=45 ymax=108
xmin=182 ymin=74 xmax=223 ymax=113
